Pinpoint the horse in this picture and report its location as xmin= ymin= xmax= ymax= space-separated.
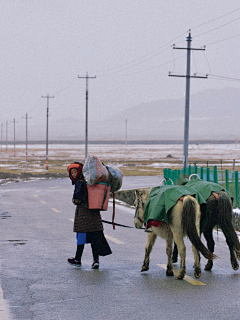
xmin=134 ymin=188 xmax=216 ymax=280
xmin=172 ymin=177 xmax=240 ymax=271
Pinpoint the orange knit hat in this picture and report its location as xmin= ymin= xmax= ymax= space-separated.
xmin=67 ymin=162 xmax=83 ymax=182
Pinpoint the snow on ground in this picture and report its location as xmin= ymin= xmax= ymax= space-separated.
xmin=1 ymin=143 xmax=240 ymax=216
xmin=2 ymin=143 xmax=240 ymax=162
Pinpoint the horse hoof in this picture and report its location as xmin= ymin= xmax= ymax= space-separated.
xmin=194 ymin=268 xmax=201 ymax=278
xmin=166 ymin=270 xmax=174 ymax=276
xmin=172 ymin=257 xmax=178 ymax=263
xmin=231 ymin=262 xmax=239 ymax=271
xmin=175 ymin=275 xmax=184 ymax=280
xmin=204 ymin=261 xmax=213 ymax=271
xmin=141 ymin=266 xmax=149 ymax=272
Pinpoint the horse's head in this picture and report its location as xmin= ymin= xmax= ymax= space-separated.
xmin=134 ymin=188 xmax=150 ymax=229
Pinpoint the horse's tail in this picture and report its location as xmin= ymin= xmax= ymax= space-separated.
xmin=182 ymin=195 xmax=217 ymax=260
xmin=218 ymin=191 xmax=240 ymax=260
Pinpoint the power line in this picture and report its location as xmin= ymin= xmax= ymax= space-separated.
xmin=191 ymin=7 xmax=240 ymax=30
xmin=111 ymin=53 xmax=186 ymax=77
xmin=91 ymin=7 xmax=240 ymax=77
xmin=98 ymin=47 xmax=171 ymax=77
xmin=96 ymin=33 xmax=187 ymax=75
xmin=194 ymin=15 xmax=240 ymax=39
xmin=98 ymin=14 xmax=240 ymax=78
xmin=203 ymin=51 xmax=212 ymax=74
xmin=206 ymin=74 xmax=240 ymax=81
xmin=205 ymin=32 xmax=240 ymax=46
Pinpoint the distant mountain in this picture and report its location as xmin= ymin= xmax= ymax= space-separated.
xmin=87 ymin=87 xmax=240 ymax=141
xmin=49 ymin=87 xmax=240 ymax=141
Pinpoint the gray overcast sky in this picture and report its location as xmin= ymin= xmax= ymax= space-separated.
xmin=1 ymin=0 xmax=240 ymax=140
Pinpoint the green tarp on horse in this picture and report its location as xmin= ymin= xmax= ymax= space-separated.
xmin=185 ymin=179 xmax=233 ymax=202
xmin=143 ymin=185 xmax=206 ymax=225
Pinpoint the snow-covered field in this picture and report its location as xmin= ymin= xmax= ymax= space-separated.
xmin=1 ymin=143 xmax=240 ymax=216
xmin=1 ymin=142 xmax=240 ymax=163
xmin=0 ymin=143 xmax=240 ymax=176
xmin=0 ymin=142 xmax=240 ymax=180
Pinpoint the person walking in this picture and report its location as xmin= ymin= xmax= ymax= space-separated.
xmin=67 ymin=162 xmax=112 ymax=269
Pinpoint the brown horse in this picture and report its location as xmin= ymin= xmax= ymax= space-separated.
xmin=134 ymin=189 xmax=216 ymax=280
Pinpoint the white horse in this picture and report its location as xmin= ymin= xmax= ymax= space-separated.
xmin=134 ymin=188 xmax=216 ymax=280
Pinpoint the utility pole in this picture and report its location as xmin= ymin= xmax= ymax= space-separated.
xmin=169 ymin=31 xmax=207 ymax=169
xmin=5 ymin=121 xmax=8 ymax=153
xmin=13 ymin=118 xmax=16 ymax=157
xmin=22 ymin=113 xmax=31 ymax=163
xmin=78 ymin=72 xmax=96 ymax=160
xmin=12 ymin=118 xmax=18 ymax=157
xmin=125 ymin=119 xmax=128 ymax=146
xmin=42 ymin=94 xmax=54 ymax=170
xmin=1 ymin=123 xmax=4 ymax=152
xmin=10 ymin=118 xmax=18 ymax=157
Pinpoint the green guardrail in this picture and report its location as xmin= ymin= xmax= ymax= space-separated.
xmin=163 ymin=165 xmax=240 ymax=207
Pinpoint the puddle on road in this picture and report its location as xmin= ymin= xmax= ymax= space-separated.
xmin=0 ymin=212 xmax=11 ymax=219
xmin=8 ymin=240 xmax=27 ymax=246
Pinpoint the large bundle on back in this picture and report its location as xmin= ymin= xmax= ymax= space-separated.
xmin=83 ymin=155 xmax=123 ymax=210
xmin=83 ymin=155 xmax=108 ymax=186
xmin=83 ymin=155 xmax=123 ymax=192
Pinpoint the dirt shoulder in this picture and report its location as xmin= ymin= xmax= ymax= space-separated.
xmin=0 ymin=172 xmax=68 ymax=185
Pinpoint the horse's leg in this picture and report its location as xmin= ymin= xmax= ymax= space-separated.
xmin=191 ymin=244 xmax=201 ymax=278
xmin=173 ymin=233 xmax=186 ymax=280
xmin=203 ymin=228 xmax=214 ymax=271
xmin=221 ymin=226 xmax=239 ymax=271
xmin=172 ymin=242 xmax=178 ymax=263
xmin=217 ymin=191 xmax=240 ymax=270
xmin=166 ymin=237 xmax=174 ymax=276
xmin=141 ymin=232 xmax=157 ymax=272
xmin=189 ymin=215 xmax=202 ymax=278
xmin=170 ymin=201 xmax=186 ymax=279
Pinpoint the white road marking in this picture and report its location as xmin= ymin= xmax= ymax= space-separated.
xmin=69 ymin=219 xmax=74 ymax=222
xmin=40 ymin=201 xmax=47 ymax=204
xmin=34 ymin=195 xmax=39 ymax=198
xmin=51 ymin=208 xmax=60 ymax=213
xmin=49 ymin=186 xmax=61 ymax=189
xmin=157 ymin=264 xmax=206 ymax=286
xmin=105 ymin=235 xmax=125 ymax=244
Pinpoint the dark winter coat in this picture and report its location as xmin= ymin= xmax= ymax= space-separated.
xmin=73 ymin=178 xmax=103 ymax=233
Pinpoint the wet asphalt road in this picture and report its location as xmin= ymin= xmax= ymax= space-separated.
xmin=0 ymin=176 xmax=240 ymax=320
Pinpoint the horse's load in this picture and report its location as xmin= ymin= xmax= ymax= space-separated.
xmin=143 ymin=185 xmax=206 ymax=225
xmin=184 ymin=178 xmax=233 ymax=201
xmin=83 ymin=155 xmax=123 ymax=210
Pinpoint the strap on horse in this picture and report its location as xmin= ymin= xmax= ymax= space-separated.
xmin=212 ymin=192 xmax=219 ymax=200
